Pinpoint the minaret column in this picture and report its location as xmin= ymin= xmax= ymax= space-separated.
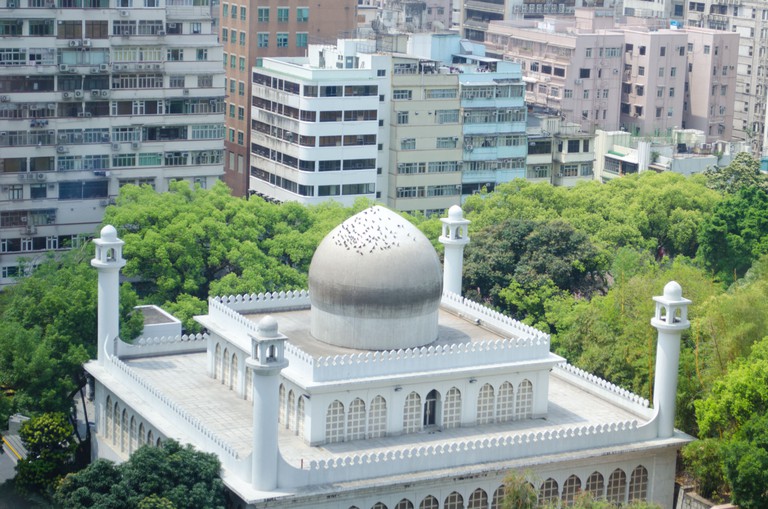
xmin=91 ymin=225 xmax=126 ymax=363
xmin=650 ymin=281 xmax=691 ymax=438
xmin=246 ymin=316 xmax=288 ymax=491
xmin=439 ymin=205 xmax=470 ymax=296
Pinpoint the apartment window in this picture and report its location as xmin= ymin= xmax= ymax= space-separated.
xmin=639 ymin=46 xmax=646 ymax=55
xmin=222 ymin=28 xmax=228 ymax=42
xmin=169 ymin=75 xmax=185 ymax=88
xmin=393 ymin=89 xmax=412 ymax=100
xmin=296 ymin=33 xmax=307 ymax=48
xmin=239 ymin=57 xmax=245 ymax=70
xmin=230 ymin=5 xmax=237 ymax=18
xmin=222 ymin=3 xmax=228 ymax=17
xmin=167 ymin=49 xmax=183 ymax=61
xmin=228 ymin=128 xmax=235 ymax=142
xmin=191 ymin=22 xmax=201 ymax=34
xmin=670 ymin=67 xmax=676 ymax=77
xmin=657 ymin=87 xmax=664 ymax=98
xmin=7 ymin=185 xmax=22 ymax=200
xmin=583 ymin=90 xmax=589 ymax=99
xmin=585 ymin=47 xmax=592 ymax=57
xmin=229 ymin=55 xmax=236 ymax=68
xmin=397 ymin=111 xmax=409 ymax=124
xmin=257 ymin=33 xmax=268 ymax=48
xmin=237 ymin=106 xmax=244 ymax=120
xmin=638 ymin=66 xmax=645 ymax=76
xmin=258 ymin=7 xmax=269 ymax=22
xmin=237 ymin=131 xmax=244 ymax=145
xmin=658 ymin=67 xmax=664 ymax=77
xmin=660 ymin=46 xmax=666 ymax=56
xmin=564 ymin=89 xmax=573 ymax=98
xmin=656 ymin=107 xmax=662 ymax=118
xmin=635 ymin=85 xmax=644 ymax=96
xmin=198 ymin=74 xmax=213 ymax=88
xmin=277 ymin=33 xmax=288 ymax=47
xmin=238 ymin=81 xmax=244 ymax=95
xmin=436 ymin=109 xmax=459 ymax=123
xmin=635 ymin=105 xmax=643 ymax=116
xmin=721 ymin=85 xmax=727 ymax=96
xmin=401 ymin=138 xmax=416 ymax=150
xmin=668 ymin=107 xmax=674 ymax=117
xmin=436 ymin=137 xmax=457 ymax=148
xmin=277 ymin=7 xmax=289 ymax=22
xmin=239 ymin=32 xmax=246 ymax=46
xmin=669 ymin=87 xmax=675 ymax=97
xmin=704 ymin=45 xmax=710 ymax=54
xmin=297 ymin=7 xmax=308 ymax=22
xmin=196 ymin=49 xmax=208 ymax=61
xmin=229 ymin=104 xmax=235 ymax=118
xmin=240 ymin=6 xmax=246 ymax=20
xmin=229 ymin=79 xmax=236 ymax=93
xmin=579 ymin=68 xmax=590 ymax=79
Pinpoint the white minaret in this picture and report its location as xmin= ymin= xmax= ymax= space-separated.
xmin=246 ymin=316 xmax=288 ymax=491
xmin=439 ymin=205 xmax=470 ymax=296
xmin=91 ymin=225 xmax=126 ymax=363
xmin=650 ymin=281 xmax=691 ymax=438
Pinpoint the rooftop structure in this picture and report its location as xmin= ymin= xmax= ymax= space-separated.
xmin=86 ymin=205 xmax=693 ymax=508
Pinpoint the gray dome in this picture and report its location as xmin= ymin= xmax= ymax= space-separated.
xmin=309 ymin=206 xmax=443 ymax=350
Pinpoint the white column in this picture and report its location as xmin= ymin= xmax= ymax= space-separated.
xmin=91 ymin=225 xmax=126 ymax=363
xmin=650 ymin=281 xmax=691 ymax=438
xmin=247 ymin=316 xmax=288 ymax=491
xmin=439 ymin=205 xmax=470 ymax=296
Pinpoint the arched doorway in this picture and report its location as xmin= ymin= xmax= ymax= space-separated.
xmin=424 ymin=389 xmax=440 ymax=427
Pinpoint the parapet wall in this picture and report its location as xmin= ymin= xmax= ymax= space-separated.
xmin=117 ymin=333 xmax=207 ymax=359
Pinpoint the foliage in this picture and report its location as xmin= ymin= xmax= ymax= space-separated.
xmin=681 ymin=438 xmax=727 ymax=500
xmin=0 ymin=246 xmax=142 ymax=422
xmin=15 ymin=412 xmax=77 ymax=495
xmin=703 ymin=152 xmax=768 ymax=194
xmin=160 ymin=294 xmax=207 ymax=334
xmin=500 ymin=472 xmax=537 ymax=509
xmin=723 ymin=412 xmax=768 ymax=509
xmin=697 ymin=186 xmax=768 ymax=283
xmin=54 ymin=440 xmax=225 ymax=509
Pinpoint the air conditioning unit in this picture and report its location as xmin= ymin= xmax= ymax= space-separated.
xmin=58 ymin=64 xmax=69 ymax=72
xmin=90 ymin=67 xmax=100 ymax=73
xmin=36 ymin=173 xmax=46 ymax=180
xmin=91 ymin=89 xmax=100 ymax=97
xmin=56 ymin=145 xmax=68 ymax=153
xmin=100 ymin=90 xmax=109 ymax=98
xmin=62 ymin=91 xmax=72 ymax=99
xmin=99 ymin=63 xmax=109 ymax=72
xmin=77 ymin=112 xmax=85 ymax=117
xmin=113 ymin=64 xmax=124 ymax=71
xmin=183 ymin=89 xmax=190 ymax=95
xmin=153 ymin=63 xmax=161 ymax=69
xmin=82 ymin=39 xmax=91 ymax=47
xmin=120 ymin=9 xmax=129 ymax=16
xmin=69 ymin=40 xmax=79 ymax=47
xmin=158 ymin=30 xmax=166 ymax=36
xmin=0 ymin=95 xmax=9 ymax=102
xmin=74 ymin=90 xmax=84 ymax=98
xmin=111 ymin=142 xmax=120 ymax=151
xmin=0 ymin=131 xmax=6 ymax=137
xmin=131 ymin=142 xmax=140 ymax=149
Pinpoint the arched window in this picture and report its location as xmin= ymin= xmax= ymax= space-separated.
xmin=230 ymin=352 xmax=238 ymax=390
xmin=325 ymin=400 xmax=345 ymax=443
xmin=297 ymin=396 xmax=306 ymax=439
xmin=562 ymin=475 xmax=581 ymax=506
xmin=395 ymin=499 xmax=414 ymax=509
xmin=347 ymin=398 xmax=366 ymax=441
xmin=288 ymin=390 xmax=296 ymax=432
xmin=419 ymin=496 xmax=439 ymax=509
xmin=222 ymin=348 xmax=230 ymax=387
xmin=368 ymin=395 xmax=387 ymax=438
xmin=515 ymin=379 xmax=533 ymax=420
xmin=245 ymin=367 xmax=253 ymax=401
xmin=424 ymin=389 xmax=439 ymax=427
xmin=129 ymin=416 xmax=137 ymax=454
xmin=491 ymin=485 xmax=505 ymax=509
xmin=371 ymin=503 xmax=387 ymax=509
xmin=278 ymin=384 xmax=286 ymax=426
xmin=105 ymin=396 xmax=112 ymax=440
xmin=628 ymin=465 xmax=648 ymax=502
xmin=496 ymin=381 xmax=515 ymax=422
xmin=214 ymin=344 xmax=221 ymax=380
xmin=539 ymin=478 xmax=559 ymax=506
xmin=156 ymin=436 xmax=162 ymax=447
xmin=138 ymin=423 xmax=145 ymax=448
xmin=403 ymin=392 xmax=422 ymax=434
xmin=121 ymin=409 xmax=128 ymax=453
xmin=606 ymin=469 xmax=627 ymax=504
xmin=444 ymin=491 xmax=464 ymax=509
xmin=443 ymin=387 xmax=462 ymax=429
xmin=467 ymin=488 xmax=488 ymax=509
xmin=147 ymin=430 xmax=154 ymax=446
xmin=585 ymin=471 xmax=604 ymax=499
xmin=477 ymin=383 xmax=495 ymax=424
xmin=113 ymin=402 xmax=120 ymax=446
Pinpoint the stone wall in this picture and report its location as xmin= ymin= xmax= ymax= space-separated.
xmin=676 ymin=485 xmax=737 ymax=509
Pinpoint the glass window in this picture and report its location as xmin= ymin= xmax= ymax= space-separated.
xmin=257 ymin=7 xmax=269 ymax=22
xmin=296 ymin=32 xmax=307 ymax=48
xmin=277 ymin=7 xmax=289 ymax=22
xmin=297 ymin=7 xmax=308 ymax=22
xmin=277 ymin=33 xmax=288 ymax=47
xmin=257 ymin=32 xmax=268 ymax=48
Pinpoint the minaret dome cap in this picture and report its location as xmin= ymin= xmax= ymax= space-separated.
xmin=663 ymin=281 xmax=683 ymax=300
xmin=100 ymin=224 xmax=118 ymax=242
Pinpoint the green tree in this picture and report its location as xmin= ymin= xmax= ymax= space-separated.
xmin=681 ymin=438 xmax=727 ymax=501
xmin=723 ymin=413 xmax=768 ymax=509
xmin=54 ymin=440 xmax=225 ymax=509
xmin=15 ymin=412 xmax=77 ymax=495
xmin=500 ymin=472 xmax=537 ymax=509
xmin=703 ymin=152 xmax=768 ymax=194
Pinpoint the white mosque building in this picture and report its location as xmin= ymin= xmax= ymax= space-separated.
xmin=85 ymin=205 xmax=692 ymax=509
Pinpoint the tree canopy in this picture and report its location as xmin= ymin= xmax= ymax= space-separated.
xmin=54 ymin=440 xmax=225 ymax=509
xmin=15 ymin=412 xmax=77 ymax=495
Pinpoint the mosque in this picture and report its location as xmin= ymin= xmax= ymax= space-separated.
xmin=85 ymin=205 xmax=693 ymax=509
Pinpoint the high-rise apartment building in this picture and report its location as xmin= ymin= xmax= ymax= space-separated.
xmin=219 ymin=0 xmax=357 ymax=197
xmin=0 ymin=0 xmax=225 ymax=288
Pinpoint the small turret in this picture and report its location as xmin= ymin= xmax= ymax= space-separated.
xmin=650 ymin=281 xmax=691 ymax=438
xmin=91 ymin=225 xmax=126 ymax=362
xmin=439 ymin=205 xmax=470 ymax=296
xmin=246 ymin=316 xmax=288 ymax=490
